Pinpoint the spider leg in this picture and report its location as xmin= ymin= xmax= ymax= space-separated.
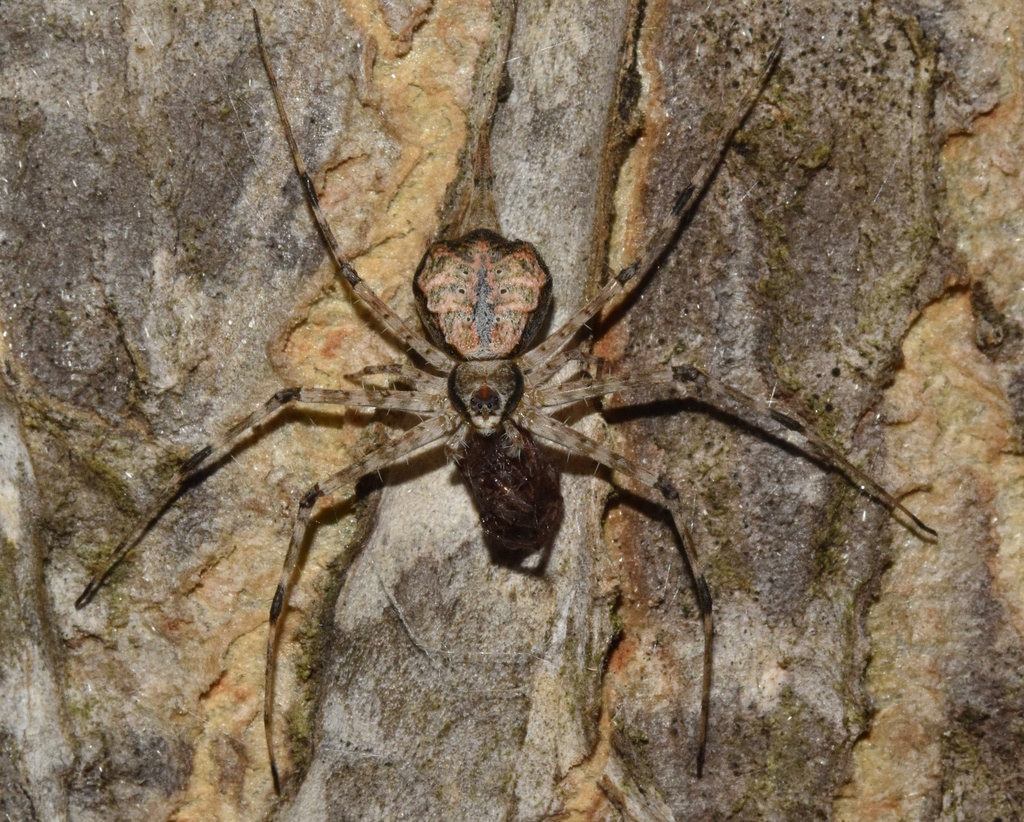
xmin=264 ymin=413 xmax=455 ymax=792
xmin=521 ymin=39 xmax=782 ymax=382
xmin=346 ymin=362 xmax=448 ymax=391
xmin=520 ymin=347 xmax=603 ymax=389
xmin=253 ymin=10 xmax=452 ymax=372
xmin=76 ymin=386 xmax=444 ymax=608
xmin=517 ymin=404 xmax=713 ymax=777
xmin=534 ymin=366 xmax=937 ymax=538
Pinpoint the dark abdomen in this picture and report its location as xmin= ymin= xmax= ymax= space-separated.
xmin=454 ymin=425 xmax=563 ymax=552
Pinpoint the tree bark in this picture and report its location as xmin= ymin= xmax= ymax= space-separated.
xmin=1 ymin=0 xmax=1021 ymax=820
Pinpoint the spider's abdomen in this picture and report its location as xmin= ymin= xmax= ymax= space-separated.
xmin=413 ymin=228 xmax=552 ymax=360
xmin=453 ymin=425 xmax=563 ymax=552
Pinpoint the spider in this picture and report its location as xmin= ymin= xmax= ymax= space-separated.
xmin=75 ymin=10 xmax=935 ymax=795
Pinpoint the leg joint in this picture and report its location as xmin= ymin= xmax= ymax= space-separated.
xmin=273 ymin=387 xmax=302 ymax=406
xmin=769 ymin=408 xmax=804 ymax=433
xmin=181 ymin=445 xmax=214 ymax=475
xmin=657 ymin=476 xmax=679 ymax=501
xmin=269 ymin=583 xmax=285 ymax=622
xmin=299 ymin=485 xmax=321 ymax=510
xmin=616 ymin=264 xmax=638 ymax=285
xmin=695 ymin=576 xmax=712 ymax=614
xmin=672 ymin=185 xmax=695 ymax=216
xmin=672 ymin=364 xmax=701 ymax=384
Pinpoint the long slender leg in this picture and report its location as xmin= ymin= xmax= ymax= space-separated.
xmin=521 ymin=39 xmax=782 ymax=381
xmin=346 ymin=363 xmax=448 ymax=391
xmin=264 ymin=413 xmax=455 ymax=792
xmin=520 ymin=347 xmax=603 ymax=390
xmin=252 ymin=10 xmax=452 ymax=372
xmin=517 ymin=405 xmax=713 ymax=776
xmin=76 ymin=386 xmax=444 ymax=608
xmin=534 ymin=367 xmax=937 ymax=538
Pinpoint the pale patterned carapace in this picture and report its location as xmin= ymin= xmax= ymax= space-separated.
xmin=414 ymin=229 xmax=553 ymax=360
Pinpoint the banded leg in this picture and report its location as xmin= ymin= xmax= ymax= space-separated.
xmin=253 ymin=10 xmax=452 ymax=372
xmin=522 ymin=39 xmax=782 ymax=383
xmin=76 ymin=386 xmax=444 ymax=608
xmin=534 ymin=366 xmax=936 ymax=538
xmin=517 ymin=405 xmax=713 ymax=776
xmin=522 ymin=347 xmax=603 ymax=389
xmin=264 ymin=413 xmax=454 ymax=792
xmin=346 ymin=363 xmax=448 ymax=391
